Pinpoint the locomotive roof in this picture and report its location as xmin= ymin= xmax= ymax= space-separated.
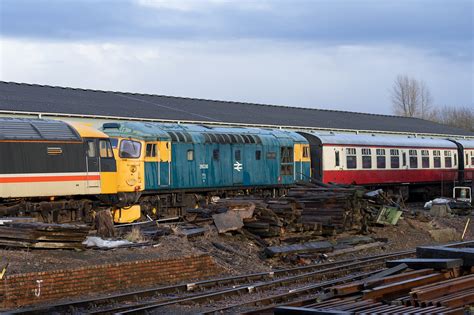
xmin=101 ymin=121 xmax=307 ymax=144
xmin=310 ymin=133 xmax=458 ymax=149
xmin=0 ymin=118 xmax=81 ymax=141
xmin=1 ymin=81 xmax=473 ymax=137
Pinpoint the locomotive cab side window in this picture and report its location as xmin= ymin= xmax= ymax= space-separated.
xmin=376 ymin=149 xmax=386 ymax=169
xmin=99 ymin=140 xmax=114 ymax=158
xmin=213 ymin=149 xmax=220 ymax=161
xmin=119 ymin=140 xmax=141 ymax=158
xmin=280 ymin=146 xmax=294 ymax=175
xmin=255 ymin=150 xmax=261 ymax=160
xmin=390 ymin=149 xmax=399 ymax=169
xmin=87 ymin=140 xmax=97 ymax=157
xmin=346 ymin=148 xmax=357 ymax=169
xmin=303 ymin=146 xmax=310 ymax=158
xmin=235 ymin=150 xmax=241 ymax=161
xmin=145 ymin=143 xmax=157 ymax=158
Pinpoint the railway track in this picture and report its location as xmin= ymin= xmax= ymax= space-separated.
xmin=13 ymin=249 xmax=413 ymax=314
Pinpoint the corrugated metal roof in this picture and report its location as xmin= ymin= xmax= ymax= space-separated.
xmin=311 ymin=133 xmax=458 ymax=148
xmin=102 ymin=121 xmax=306 ymax=144
xmin=0 ymin=118 xmax=81 ymax=141
xmin=0 ymin=81 xmax=472 ymax=137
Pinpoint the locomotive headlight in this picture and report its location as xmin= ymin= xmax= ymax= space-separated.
xmin=130 ymin=165 xmax=137 ymax=173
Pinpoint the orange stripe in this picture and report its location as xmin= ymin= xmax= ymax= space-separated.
xmin=0 ymin=175 xmax=100 ymax=183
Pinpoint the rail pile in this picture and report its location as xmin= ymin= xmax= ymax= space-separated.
xmin=270 ymin=241 xmax=474 ymax=315
xmin=0 ymin=221 xmax=89 ymax=249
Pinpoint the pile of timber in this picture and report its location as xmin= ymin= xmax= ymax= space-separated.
xmin=286 ymin=185 xmax=359 ymax=231
xmin=0 ymin=221 xmax=90 ymax=250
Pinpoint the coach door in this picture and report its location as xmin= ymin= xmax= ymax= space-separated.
xmin=85 ymin=139 xmax=100 ymax=188
xmin=232 ymin=145 xmax=243 ymax=185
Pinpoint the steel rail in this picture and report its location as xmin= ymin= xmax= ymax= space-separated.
xmin=10 ymin=249 xmax=414 ymax=314
xmin=114 ymin=251 xmax=413 ymax=314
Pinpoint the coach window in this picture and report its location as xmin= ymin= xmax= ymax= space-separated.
xmin=409 ymin=150 xmax=418 ymax=168
xmin=99 ymin=140 xmax=114 ymax=158
xmin=444 ymin=151 xmax=452 ymax=168
xmin=433 ymin=150 xmax=441 ymax=168
xmin=454 ymin=154 xmax=457 ymax=166
xmin=145 ymin=143 xmax=157 ymax=158
xmin=471 ymin=152 xmax=474 ymax=165
xmin=346 ymin=148 xmax=357 ymax=169
xmin=361 ymin=148 xmax=372 ymax=169
xmin=187 ymin=149 xmax=194 ymax=161
xmin=213 ymin=149 xmax=219 ymax=161
xmin=376 ymin=149 xmax=386 ymax=169
xmin=466 ymin=153 xmax=469 ymax=166
xmin=421 ymin=150 xmax=429 ymax=168
xmin=402 ymin=152 xmax=407 ymax=167
xmin=390 ymin=149 xmax=400 ymax=168
xmin=255 ymin=150 xmax=261 ymax=160
xmin=335 ymin=151 xmax=340 ymax=167
xmin=119 ymin=140 xmax=141 ymax=158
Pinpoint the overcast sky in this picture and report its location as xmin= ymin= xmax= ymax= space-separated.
xmin=0 ymin=0 xmax=472 ymax=115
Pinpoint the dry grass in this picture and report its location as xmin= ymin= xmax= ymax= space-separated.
xmin=124 ymin=227 xmax=146 ymax=243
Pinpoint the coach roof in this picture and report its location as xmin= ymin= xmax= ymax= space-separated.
xmin=310 ymin=133 xmax=458 ymax=149
xmin=0 ymin=81 xmax=472 ymax=137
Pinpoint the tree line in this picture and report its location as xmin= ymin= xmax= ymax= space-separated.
xmin=391 ymin=74 xmax=473 ymax=132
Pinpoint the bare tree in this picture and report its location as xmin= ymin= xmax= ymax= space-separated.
xmin=391 ymin=75 xmax=419 ymax=117
xmin=418 ymin=80 xmax=434 ymax=119
xmin=431 ymin=106 xmax=474 ymax=131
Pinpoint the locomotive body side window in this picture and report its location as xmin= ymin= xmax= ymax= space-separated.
xmin=376 ymin=149 xmax=386 ymax=169
xmin=433 ymin=150 xmax=441 ymax=168
xmin=235 ymin=150 xmax=241 ymax=161
xmin=390 ymin=149 xmax=399 ymax=169
xmin=187 ymin=149 xmax=194 ymax=161
xmin=119 ymin=140 xmax=141 ymax=158
xmin=409 ymin=149 xmax=418 ymax=168
xmin=346 ymin=148 xmax=357 ymax=169
xmin=213 ymin=149 xmax=219 ymax=161
xmin=361 ymin=148 xmax=372 ymax=169
xmin=421 ymin=150 xmax=429 ymax=168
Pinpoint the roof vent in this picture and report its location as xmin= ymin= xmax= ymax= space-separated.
xmin=103 ymin=123 xmax=121 ymax=129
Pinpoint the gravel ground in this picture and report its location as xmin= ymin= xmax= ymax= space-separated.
xmin=1 ymin=209 xmax=472 ymax=276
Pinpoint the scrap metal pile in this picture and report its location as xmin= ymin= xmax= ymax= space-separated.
xmin=275 ymin=241 xmax=474 ymax=314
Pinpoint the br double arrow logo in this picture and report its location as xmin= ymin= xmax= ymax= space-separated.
xmin=233 ymin=161 xmax=243 ymax=172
